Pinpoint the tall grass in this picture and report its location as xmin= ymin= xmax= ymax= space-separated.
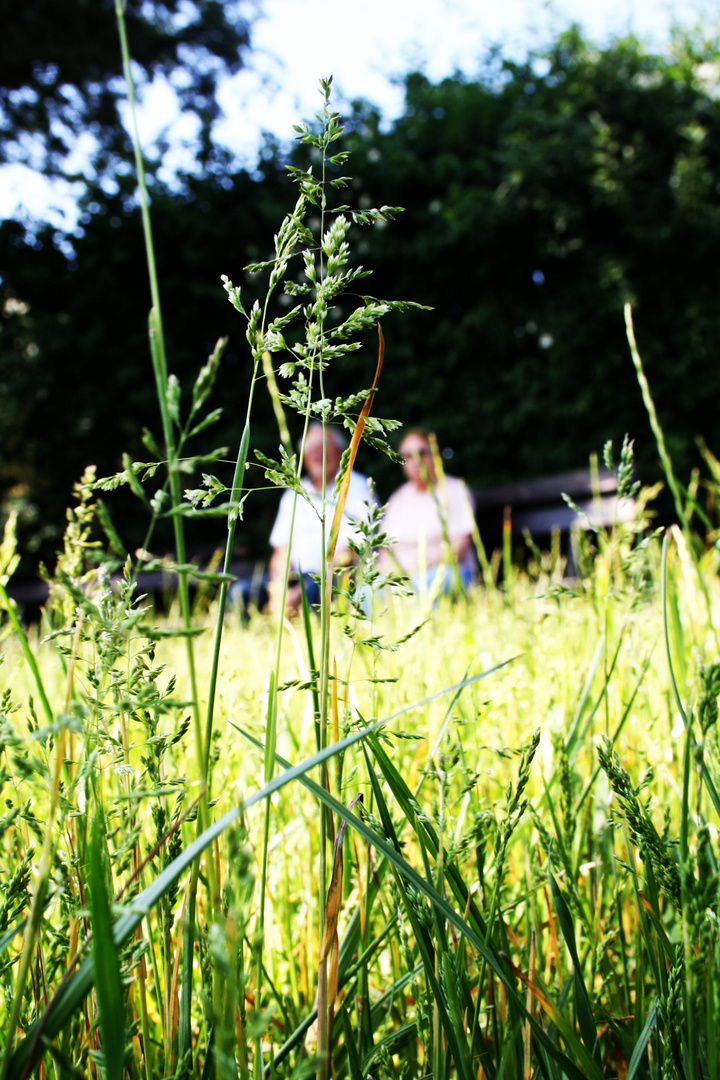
xmin=3 ymin=497 xmax=720 ymax=1077
xmin=1 ymin=10 xmax=720 ymax=1079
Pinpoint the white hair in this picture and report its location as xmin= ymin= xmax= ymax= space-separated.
xmin=301 ymin=422 xmax=348 ymax=452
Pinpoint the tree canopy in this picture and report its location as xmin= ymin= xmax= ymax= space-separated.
xmin=4 ymin=26 xmax=720 ymax=572
xmin=338 ymin=31 xmax=720 ymax=488
xmin=0 ymin=0 xmax=251 ymax=179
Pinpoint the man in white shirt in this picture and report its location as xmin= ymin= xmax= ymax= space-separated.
xmin=268 ymin=422 xmax=375 ymax=613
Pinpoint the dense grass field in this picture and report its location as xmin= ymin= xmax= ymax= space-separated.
xmin=1 ymin=511 xmax=719 ymax=1079
xmin=2 ymin=19 xmax=718 ymax=1076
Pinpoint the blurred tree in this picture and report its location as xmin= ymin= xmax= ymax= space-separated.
xmin=0 ymin=158 xmax=294 ymax=569
xmin=5 ymin=27 xmax=720 ymax=575
xmin=0 ymin=0 xmax=252 ymax=179
xmin=339 ymin=29 xmax=720 ymax=496
xmin=0 ymin=0 xmax=257 ymax=572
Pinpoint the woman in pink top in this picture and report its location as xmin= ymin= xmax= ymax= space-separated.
xmin=379 ymin=429 xmax=476 ymax=592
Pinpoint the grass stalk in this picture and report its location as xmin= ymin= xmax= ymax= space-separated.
xmin=0 ymin=583 xmax=53 ymax=725
xmin=114 ymin=0 xmax=205 ymax=801
xmin=624 ymin=304 xmax=685 ymax=531
xmin=0 ymin=725 xmax=66 ymax=1079
xmin=625 ymin=302 xmax=718 ymax=646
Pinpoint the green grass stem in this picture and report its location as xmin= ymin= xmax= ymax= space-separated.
xmin=626 ymin=303 xmax=718 ymax=648
xmin=0 ymin=582 xmax=53 ymax=725
xmin=8 ymin=721 xmax=383 ymax=1077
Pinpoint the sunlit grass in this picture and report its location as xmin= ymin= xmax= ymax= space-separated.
xmin=2 ymin=531 xmax=716 ymax=1077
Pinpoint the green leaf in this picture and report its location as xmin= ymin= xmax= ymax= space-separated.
xmin=548 ymin=869 xmax=600 ymax=1067
xmin=187 ymin=407 xmax=223 ymax=440
xmin=626 ymin=1003 xmax=658 ymax=1080
xmin=171 ymin=565 xmax=236 ymax=583
xmin=138 ymin=624 xmax=207 ymax=639
xmin=88 ymin=816 xmax=125 ymax=1080
xmin=122 ymin=453 xmax=147 ymax=502
xmin=169 ymin=448 xmax=230 ymax=474
xmin=8 ymin=722 xmax=385 ymax=1078
xmin=0 ymin=918 xmax=26 ymax=956
xmin=340 ymin=1001 xmax=363 ymax=1080
xmin=96 ymin=499 xmax=127 ymax=558
xmin=299 ymin=574 xmax=321 ymax=746
xmin=141 ymin=427 xmax=163 ymax=460
xmin=166 ymin=500 xmax=244 ymax=519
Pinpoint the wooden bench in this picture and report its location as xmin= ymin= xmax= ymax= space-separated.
xmin=472 ymin=466 xmax=632 ymax=557
xmin=6 ymin=470 xmax=634 ymax=617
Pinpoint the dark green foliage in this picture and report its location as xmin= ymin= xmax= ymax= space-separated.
xmin=0 ymin=0 xmax=251 ymax=177
xmin=0 ymin=173 xmax=288 ymax=569
xmin=88 ymin=816 xmax=125 ymax=1080
xmin=340 ymin=32 xmax=720 ymax=496
xmin=6 ymin=29 xmax=720 ymax=573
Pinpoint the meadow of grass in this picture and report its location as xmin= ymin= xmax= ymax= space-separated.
xmin=1 ymin=9 xmax=719 ymax=1075
xmin=1 ymin=507 xmax=719 ymax=1079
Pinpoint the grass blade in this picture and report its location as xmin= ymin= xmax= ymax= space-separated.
xmin=548 ymin=869 xmax=600 ymax=1068
xmin=0 ymin=919 xmax=26 ymax=956
xmin=88 ymin=816 xmax=125 ymax=1080
xmin=625 ymin=1003 xmax=658 ymax=1080
xmin=8 ymin=722 xmax=383 ymax=1076
xmin=662 ymin=530 xmax=720 ymax=818
xmin=244 ymin=734 xmax=602 ymax=1080
xmin=340 ymin=1002 xmax=363 ymax=1080
xmin=0 ymin=582 xmax=53 ymax=724
xmin=298 ymin=572 xmax=321 ymax=746
xmin=661 ymin=530 xmax=688 ymax=726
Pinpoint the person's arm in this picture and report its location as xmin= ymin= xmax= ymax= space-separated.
xmin=450 ymin=532 xmax=472 ymax=562
xmin=268 ymin=544 xmax=304 ymax=614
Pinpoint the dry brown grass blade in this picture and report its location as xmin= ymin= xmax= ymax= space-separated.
xmin=320 ymin=793 xmax=364 ymax=961
xmin=328 ymin=929 xmax=339 ymax=1007
xmin=500 ymin=953 xmax=569 ymax=1032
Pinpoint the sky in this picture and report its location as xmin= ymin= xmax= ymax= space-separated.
xmin=0 ymin=0 xmax=715 ymax=229
xmin=217 ymin=0 xmax=705 ymax=153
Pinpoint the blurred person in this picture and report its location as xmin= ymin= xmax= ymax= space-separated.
xmin=268 ymin=422 xmax=375 ymax=614
xmin=378 ymin=429 xmax=476 ymax=593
